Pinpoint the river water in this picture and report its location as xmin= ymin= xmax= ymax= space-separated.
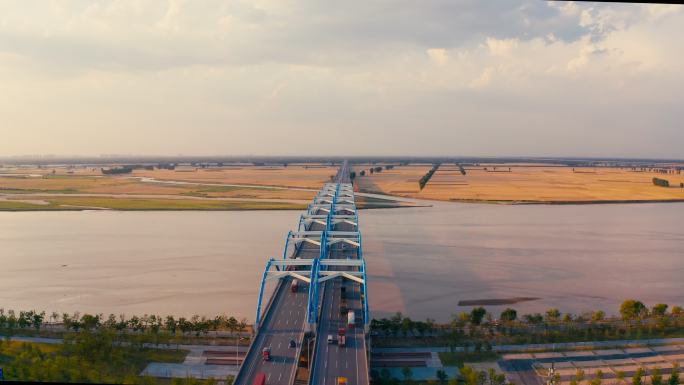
xmin=1 ymin=202 xmax=682 ymax=323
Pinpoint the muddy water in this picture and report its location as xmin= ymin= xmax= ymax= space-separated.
xmin=1 ymin=202 xmax=682 ymax=322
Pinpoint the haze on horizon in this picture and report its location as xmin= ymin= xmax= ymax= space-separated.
xmin=1 ymin=1 xmax=683 ymax=159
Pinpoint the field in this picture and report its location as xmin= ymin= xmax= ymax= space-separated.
xmin=0 ymin=164 xmax=339 ymax=210
xmin=353 ymin=164 xmax=684 ymax=203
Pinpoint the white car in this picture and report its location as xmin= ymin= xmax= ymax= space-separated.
xmin=327 ymin=334 xmax=334 ymax=344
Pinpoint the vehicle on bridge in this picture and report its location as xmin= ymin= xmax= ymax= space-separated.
xmin=253 ymin=373 xmax=266 ymax=385
xmin=261 ymin=347 xmax=271 ymax=361
xmin=347 ymin=310 xmax=356 ymax=328
xmin=339 ymin=334 xmax=346 ymax=347
xmin=291 ymin=279 xmax=299 ymax=293
xmin=337 ymin=376 xmax=348 ymax=385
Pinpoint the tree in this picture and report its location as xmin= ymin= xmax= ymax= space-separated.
xmin=633 ymin=367 xmax=645 ymax=385
xmin=651 ymin=367 xmax=663 ymax=385
xmin=590 ymin=375 xmax=602 ymax=385
xmin=500 ymin=308 xmax=517 ymax=322
xmin=652 ymin=304 xmax=668 ymax=317
xmin=523 ymin=313 xmax=543 ymax=324
xmin=460 ymin=365 xmax=481 ymax=385
xmin=672 ymin=306 xmax=682 ymax=316
xmin=616 ymin=371 xmax=625 ymax=383
xmin=402 ymin=366 xmax=414 ymax=382
xmin=620 ymin=300 xmax=647 ymax=321
xmin=32 ymin=311 xmax=45 ymax=331
xmin=591 ymin=311 xmax=605 ymax=322
xmin=670 ymin=363 xmax=680 ymax=385
xmin=379 ymin=368 xmax=393 ymax=384
xmin=437 ymin=369 xmax=449 ymax=384
xmin=489 ymin=369 xmax=507 ymax=385
xmin=575 ymin=369 xmax=585 ymax=383
xmin=470 ymin=307 xmax=487 ymax=325
xmin=545 ymin=308 xmax=561 ymax=322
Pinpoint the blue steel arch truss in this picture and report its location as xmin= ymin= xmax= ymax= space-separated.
xmin=252 ymin=178 xmax=370 ymax=331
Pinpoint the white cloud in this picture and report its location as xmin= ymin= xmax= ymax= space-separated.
xmin=426 ymin=48 xmax=448 ymax=66
xmin=0 ymin=1 xmax=683 ymax=157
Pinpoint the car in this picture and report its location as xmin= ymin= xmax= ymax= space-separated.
xmin=327 ymin=334 xmax=334 ymax=344
xmin=337 ymin=377 xmax=348 ymax=385
xmin=289 ymin=339 xmax=296 ymax=348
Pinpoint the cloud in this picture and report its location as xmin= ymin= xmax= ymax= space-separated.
xmin=0 ymin=1 xmax=683 ymax=158
xmin=426 ymin=48 xmax=448 ymax=66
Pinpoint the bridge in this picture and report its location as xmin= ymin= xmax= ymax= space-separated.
xmin=234 ymin=161 xmax=370 ymax=385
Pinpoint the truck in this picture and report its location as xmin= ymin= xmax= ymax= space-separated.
xmin=253 ymin=373 xmax=266 ymax=385
xmin=339 ymin=334 xmax=346 ymax=347
xmin=347 ymin=310 xmax=355 ymax=328
xmin=291 ymin=279 xmax=299 ymax=293
xmin=262 ymin=347 xmax=271 ymax=361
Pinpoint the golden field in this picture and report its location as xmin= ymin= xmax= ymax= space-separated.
xmin=354 ymin=164 xmax=684 ymax=203
xmin=132 ymin=164 xmax=337 ymax=189
xmin=0 ymin=164 xmax=339 ymax=210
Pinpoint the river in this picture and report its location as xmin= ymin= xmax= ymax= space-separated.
xmin=1 ymin=201 xmax=682 ymax=323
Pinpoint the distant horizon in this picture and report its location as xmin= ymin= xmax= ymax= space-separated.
xmin=2 ymin=153 xmax=683 ymax=163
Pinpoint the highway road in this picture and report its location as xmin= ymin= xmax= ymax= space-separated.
xmin=235 ymin=219 xmax=325 ymax=385
xmin=310 ymin=161 xmax=370 ymax=385
xmin=235 ymin=163 xmax=354 ymax=385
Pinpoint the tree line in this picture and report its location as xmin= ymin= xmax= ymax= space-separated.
xmin=371 ymin=299 xmax=684 ymax=348
xmin=419 ymin=164 xmax=441 ymax=190
xmin=0 ymin=309 xmax=249 ymax=340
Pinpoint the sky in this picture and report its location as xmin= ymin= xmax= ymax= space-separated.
xmin=0 ymin=1 xmax=683 ymax=159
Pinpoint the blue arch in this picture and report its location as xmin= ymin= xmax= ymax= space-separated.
xmin=255 ymin=258 xmax=274 ymax=327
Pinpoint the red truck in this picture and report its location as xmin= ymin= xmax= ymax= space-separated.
xmin=253 ymin=373 xmax=266 ymax=385
xmin=291 ymin=279 xmax=299 ymax=293
xmin=339 ymin=335 xmax=346 ymax=347
xmin=262 ymin=347 xmax=271 ymax=361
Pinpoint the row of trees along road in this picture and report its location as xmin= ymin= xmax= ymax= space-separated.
xmin=558 ymin=364 xmax=681 ymax=385
xmin=370 ymin=299 xmax=684 ymax=348
xmin=0 ymin=309 xmax=249 ymax=344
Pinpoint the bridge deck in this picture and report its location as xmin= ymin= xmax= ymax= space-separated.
xmin=235 ymin=161 xmax=368 ymax=385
